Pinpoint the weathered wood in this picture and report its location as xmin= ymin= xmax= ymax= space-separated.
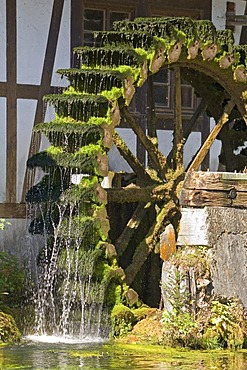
xmin=187 ymin=100 xmax=235 ymax=172
xmin=183 ymin=171 xmax=247 ymax=192
xmin=180 ymin=189 xmax=247 ymax=208
xmin=115 ymin=202 xmax=151 ymax=257
xmin=112 ymin=132 xmax=152 ymax=183
xmin=6 ymin=0 xmax=17 ymax=203
xmin=173 ymin=66 xmax=183 ymax=169
xmin=107 ymin=184 xmax=170 ymax=203
xmin=120 ymin=104 xmax=167 ymax=179
xmin=71 ymin=0 xmax=84 ymax=66
xmin=218 ymin=124 xmax=236 ymax=172
xmin=125 ymin=200 xmax=179 ymax=285
xmin=107 ymin=169 xmax=184 ymax=203
xmin=183 ymin=99 xmax=207 ymax=139
xmin=0 ymin=203 xmax=26 ymax=218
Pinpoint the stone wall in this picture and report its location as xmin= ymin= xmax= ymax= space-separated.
xmin=178 ymin=206 xmax=247 ymax=308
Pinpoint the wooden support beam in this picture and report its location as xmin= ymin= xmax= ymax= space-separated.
xmin=173 ymin=66 xmax=184 ymax=170
xmin=125 ymin=200 xmax=178 ymax=285
xmin=0 ymin=203 xmax=26 ymax=218
xmin=183 ymin=99 xmax=207 ymax=139
xmin=120 ymin=104 xmax=167 ymax=179
xmin=112 ymin=132 xmax=152 ymax=184
xmin=180 ymin=171 xmax=247 ymax=208
xmin=107 ymin=183 xmax=170 ymax=203
xmin=6 ymin=0 xmax=17 ymax=203
xmin=115 ymin=202 xmax=151 ymax=257
xmin=187 ymin=100 xmax=235 ymax=172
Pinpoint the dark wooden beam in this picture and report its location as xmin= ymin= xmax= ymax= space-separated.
xmin=180 ymin=171 xmax=247 ymax=208
xmin=6 ymin=0 xmax=17 ymax=203
xmin=0 ymin=203 xmax=26 ymax=218
xmin=0 ymin=82 xmax=7 ymax=97
xmin=173 ymin=66 xmax=183 ymax=170
xmin=71 ymin=0 xmax=84 ymax=67
xmin=240 ymin=1 xmax=247 ymax=44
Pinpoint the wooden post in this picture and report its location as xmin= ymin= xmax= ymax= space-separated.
xmin=173 ymin=66 xmax=184 ymax=170
xmin=6 ymin=0 xmax=17 ymax=203
xmin=188 ymin=100 xmax=235 ymax=172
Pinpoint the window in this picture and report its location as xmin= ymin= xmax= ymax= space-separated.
xmin=84 ymin=9 xmax=104 ymax=45
xmin=181 ymin=79 xmax=194 ymax=109
xmin=153 ymin=69 xmax=195 ymax=111
xmin=84 ymin=8 xmax=131 ymax=45
xmin=153 ymin=69 xmax=170 ymax=108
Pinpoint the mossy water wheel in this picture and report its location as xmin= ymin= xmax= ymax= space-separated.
xmin=28 ymin=17 xmax=247 ymax=308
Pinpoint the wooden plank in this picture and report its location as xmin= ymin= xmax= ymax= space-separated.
xmin=0 ymin=82 xmax=7 ymax=97
xmin=6 ymin=0 xmax=17 ymax=203
xmin=0 ymin=203 xmax=26 ymax=218
xmin=183 ymin=171 xmax=247 ymax=192
xmin=180 ymin=188 xmax=247 ymax=208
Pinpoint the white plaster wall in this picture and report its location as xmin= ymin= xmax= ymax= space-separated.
xmin=157 ymin=129 xmax=173 ymax=157
xmin=16 ymin=1 xmax=70 ymax=203
xmin=0 ymin=0 xmax=6 ymax=81
xmin=184 ymin=132 xmax=201 ymax=169
xmin=51 ymin=0 xmax=70 ymax=87
xmin=212 ymin=0 xmax=246 ymax=44
xmin=17 ymin=99 xmax=37 ymax=202
xmin=17 ymin=0 xmax=53 ymax=85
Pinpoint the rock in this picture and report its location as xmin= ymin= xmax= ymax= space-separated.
xmin=160 ymin=223 xmax=176 ymax=261
xmin=125 ymin=288 xmax=139 ymax=306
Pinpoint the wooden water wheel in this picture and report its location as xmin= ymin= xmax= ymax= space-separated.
xmin=27 ymin=17 xmax=247 ymax=307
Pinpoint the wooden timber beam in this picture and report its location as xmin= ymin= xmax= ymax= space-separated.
xmin=180 ymin=171 xmax=247 ymax=208
xmin=173 ymin=66 xmax=183 ymax=170
xmin=112 ymin=132 xmax=152 ymax=183
xmin=0 ymin=204 xmax=26 ymax=218
xmin=124 ymin=200 xmax=179 ymax=286
xmin=120 ymin=104 xmax=167 ymax=179
xmin=6 ymin=0 xmax=17 ymax=203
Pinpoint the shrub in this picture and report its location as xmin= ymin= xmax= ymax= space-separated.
xmin=0 ymin=251 xmax=26 ymax=307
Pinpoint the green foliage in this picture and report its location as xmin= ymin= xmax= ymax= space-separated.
xmin=203 ymin=299 xmax=245 ymax=350
xmin=162 ymin=309 xmax=197 ymax=347
xmin=161 ymin=270 xmax=197 ymax=347
xmin=0 ymin=252 xmax=26 ymax=307
xmin=0 ymin=219 xmax=10 ymax=231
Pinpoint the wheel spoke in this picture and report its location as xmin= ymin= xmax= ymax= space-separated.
xmin=187 ymin=99 xmax=235 ymax=172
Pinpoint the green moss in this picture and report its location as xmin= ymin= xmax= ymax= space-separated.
xmin=195 ymin=19 xmax=217 ymax=46
xmin=44 ymin=93 xmax=109 ymax=122
xmin=111 ymin=304 xmax=135 ymax=337
xmin=0 ymin=311 xmax=21 ymax=343
xmin=27 ymin=144 xmax=107 ymax=175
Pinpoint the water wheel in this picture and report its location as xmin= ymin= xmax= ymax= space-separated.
xmin=27 ymin=17 xmax=247 ymax=310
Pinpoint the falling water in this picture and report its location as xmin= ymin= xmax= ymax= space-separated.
xmin=27 ymin=156 xmax=111 ymax=341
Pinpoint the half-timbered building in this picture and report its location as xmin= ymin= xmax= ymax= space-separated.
xmin=0 ymin=0 xmax=247 ymax=252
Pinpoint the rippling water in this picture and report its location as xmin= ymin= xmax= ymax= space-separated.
xmin=1 ymin=337 xmax=247 ymax=369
